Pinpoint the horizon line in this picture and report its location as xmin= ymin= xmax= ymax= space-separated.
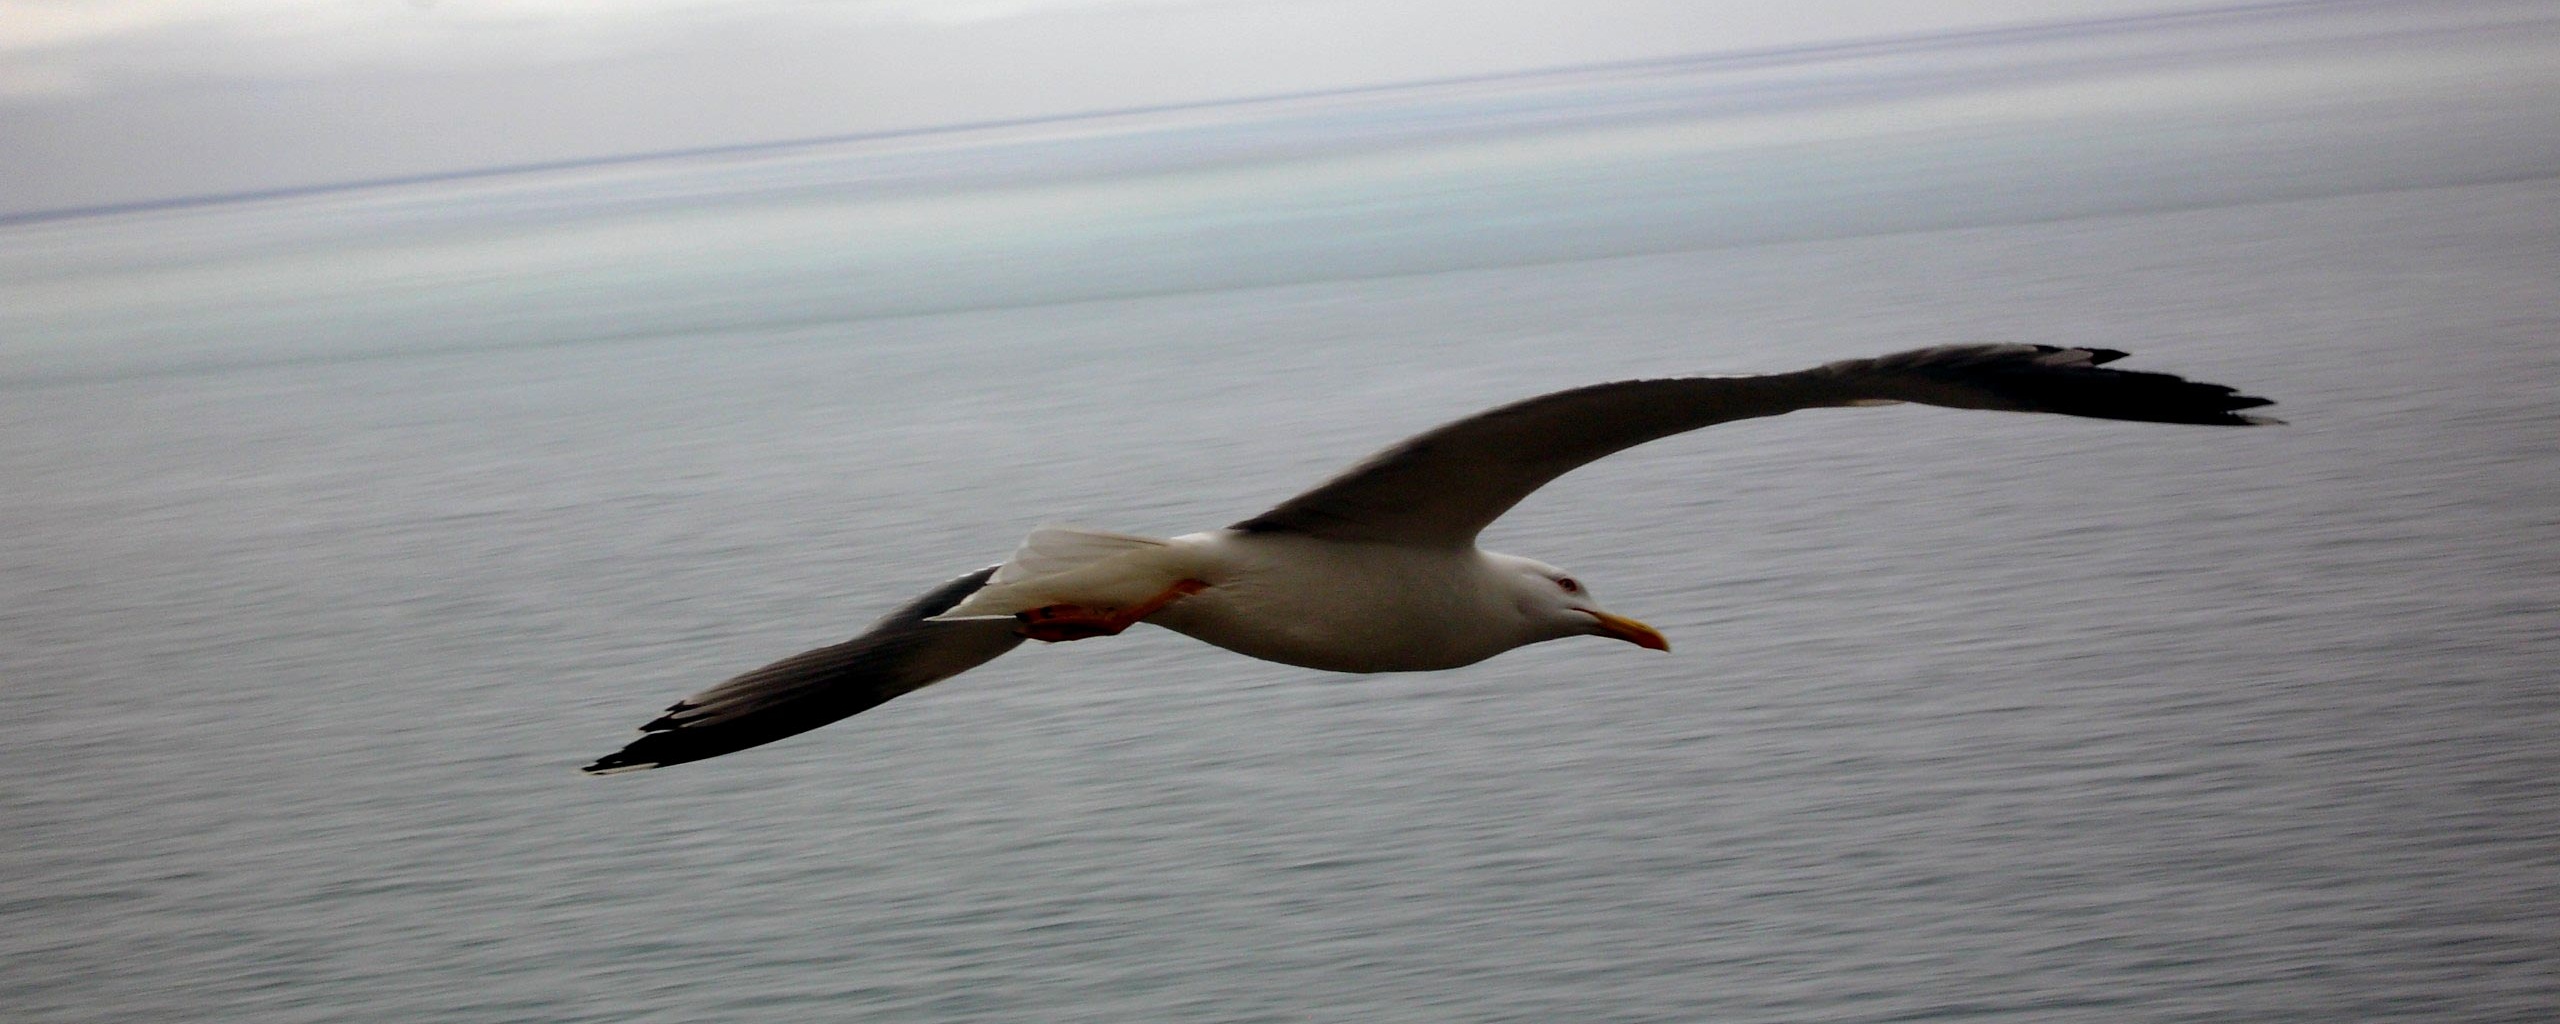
xmin=0 ymin=0 xmax=2377 ymax=228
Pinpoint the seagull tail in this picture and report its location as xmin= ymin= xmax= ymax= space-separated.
xmin=929 ymin=526 xmax=1184 ymax=621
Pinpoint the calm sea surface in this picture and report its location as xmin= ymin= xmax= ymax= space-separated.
xmin=6 ymin=8 xmax=2558 ymax=1022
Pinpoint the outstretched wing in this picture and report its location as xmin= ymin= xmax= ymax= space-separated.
xmin=583 ymin=565 xmax=1023 ymax=773
xmin=1230 ymin=345 xmax=2276 ymax=547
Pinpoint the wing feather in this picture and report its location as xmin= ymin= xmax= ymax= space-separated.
xmin=1229 ymin=345 xmax=2275 ymax=547
xmin=582 ymin=565 xmax=1022 ymax=773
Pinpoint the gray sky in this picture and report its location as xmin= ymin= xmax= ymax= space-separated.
xmin=3 ymin=0 xmax=2223 ymax=213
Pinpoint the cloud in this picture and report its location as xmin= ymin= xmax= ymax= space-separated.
xmin=866 ymin=0 xmax=1212 ymax=27
xmin=0 ymin=1 xmax=180 ymax=50
xmin=0 ymin=0 xmax=1230 ymax=98
xmin=0 ymin=1 xmax=652 ymax=96
xmin=0 ymin=0 xmax=1208 ymax=56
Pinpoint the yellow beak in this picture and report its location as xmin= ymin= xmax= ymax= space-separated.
xmin=1587 ymin=609 xmax=1670 ymax=652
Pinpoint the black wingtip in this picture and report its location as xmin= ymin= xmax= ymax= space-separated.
xmin=580 ymin=753 xmax=658 ymax=775
xmin=1937 ymin=345 xmax=2280 ymax=426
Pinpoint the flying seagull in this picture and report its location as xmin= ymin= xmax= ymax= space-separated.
xmin=584 ymin=344 xmax=2274 ymax=773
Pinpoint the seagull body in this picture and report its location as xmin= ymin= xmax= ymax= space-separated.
xmin=586 ymin=344 xmax=2275 ymax=774
xmin=968 ymin=531 xmax=1645 ymax=674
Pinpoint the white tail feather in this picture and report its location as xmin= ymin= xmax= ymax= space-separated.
xmin=987 ymin=526 xmax=1168 ymax=585
xmin=931 ymin=526 xmax=1181 ymax=620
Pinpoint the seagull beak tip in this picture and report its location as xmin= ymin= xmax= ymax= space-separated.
xmin=1588 ymin=610 xmax=1670 ymax=652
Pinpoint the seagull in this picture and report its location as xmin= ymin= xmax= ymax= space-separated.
xmin=584 ymin=344 xmax=2275 ymax=773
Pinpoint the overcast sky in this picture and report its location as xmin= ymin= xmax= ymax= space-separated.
xmin=4 ymin=0 xmax=2234 ymax=213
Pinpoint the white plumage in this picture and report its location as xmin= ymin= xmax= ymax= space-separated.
xmin=938 ymin=528 xmax=1631 ymax=673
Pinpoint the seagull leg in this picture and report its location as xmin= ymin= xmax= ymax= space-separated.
xmin=1015 ymin=579 xmax=1207 ymax=643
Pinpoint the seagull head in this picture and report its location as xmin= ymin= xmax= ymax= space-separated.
xmin=1493 ymin=555 xmax=1670 ymax=653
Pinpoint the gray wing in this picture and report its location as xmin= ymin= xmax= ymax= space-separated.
xmin=583 ymin=565 xmax=1023 ymax=773
xmin=1230 ymin=345 xmax=2277 ymax=547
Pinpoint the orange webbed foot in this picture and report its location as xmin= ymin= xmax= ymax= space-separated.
xmin=1016 ymin=605 xmax=1125 ymax=642
xmin=1011 ymin=579 xmax=1208 ymax=643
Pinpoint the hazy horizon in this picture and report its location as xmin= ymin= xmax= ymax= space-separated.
xmin=0 ymin=0 xmax=2377 ymax=216
xmin=9 ymin=0 xmax=2556 ymax=225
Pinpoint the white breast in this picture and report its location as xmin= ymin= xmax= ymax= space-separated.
xmin=1145 ymin=531 xmax=1534 ymax=673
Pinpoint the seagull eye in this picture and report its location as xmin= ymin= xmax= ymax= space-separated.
xmin=1556 ymin=577 xmax=1580 ymax=594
